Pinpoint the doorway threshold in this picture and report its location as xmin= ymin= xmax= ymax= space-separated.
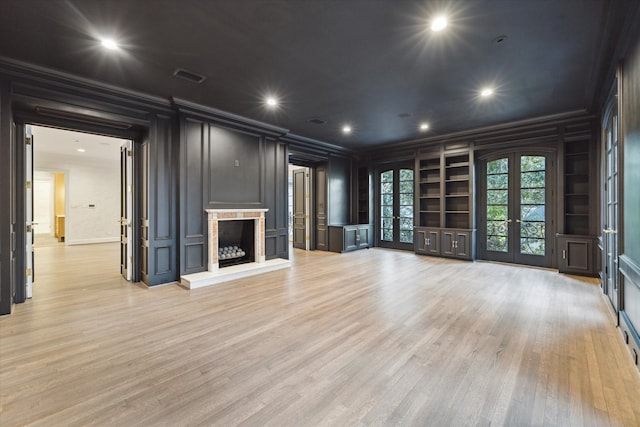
xmin=180 ymin=258 xmax=291 ymax=289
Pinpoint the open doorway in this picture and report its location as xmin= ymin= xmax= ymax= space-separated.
xmin=27 ymin=124 xmax=133 ymax=298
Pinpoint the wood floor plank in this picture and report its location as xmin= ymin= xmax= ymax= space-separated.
xmin=1 ymin=243 xmax=639 ymax=426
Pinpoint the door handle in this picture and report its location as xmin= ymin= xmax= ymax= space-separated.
xmin=506 ymin=219 xmax=512 ymax=223
xmin=516 ymin=219 xmax=521 ymax=223
xmin=603 ymin=228 xmax=617 ymax=234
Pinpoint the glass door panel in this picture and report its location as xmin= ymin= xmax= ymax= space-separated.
xmin=486 ymin=158 xmax=509 ymax=253
xmin=380 ymin=170 xmax=394 ymax=242
xmin=519 ymin=156 xmax=546 ymax=256
xmin=399 ymin=169 xmax=414 ymax=244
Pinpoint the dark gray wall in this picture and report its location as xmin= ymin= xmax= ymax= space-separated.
xmin=620 ymin=14 xmax=640 ymax=351
xmin=328 ymin=155 xmax=351 ymax=226
xmin=622 ymin=29 xmax=640 ymax=266
xmin=178 ymin=114 xmax=289 ymax=275
xmin=0 ymin=80 xmax=15 ymax=315
xmin=145 ymin=114 xmax=177 ymax=285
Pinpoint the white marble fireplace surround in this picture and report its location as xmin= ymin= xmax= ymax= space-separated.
xmin=180 ymin=208 xmax=290 ymax=289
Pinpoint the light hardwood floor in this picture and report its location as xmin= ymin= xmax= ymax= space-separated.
xmin=1 ymin=243 xmax=639 ymax=426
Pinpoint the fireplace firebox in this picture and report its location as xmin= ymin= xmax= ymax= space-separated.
xmin=218 ymin=220 xmax=255 ymax=268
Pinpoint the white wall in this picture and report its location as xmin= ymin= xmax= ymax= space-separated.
xmin=67 ymin=165 xmax=120 ymax=244
xmin=35 ymin=153 xmax=120 ymax=245
xmin=32 ymin=126 xmax=124 ymax=246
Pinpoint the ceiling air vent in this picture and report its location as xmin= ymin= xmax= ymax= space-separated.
xmin=173 ymin=68 xmax=206 ymax=84
xmin=308 ymin=118 xmax=327 ymax=125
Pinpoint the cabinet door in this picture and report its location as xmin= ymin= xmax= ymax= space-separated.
xmin=426 ymin=229 xmax=440 ymax=255
xmin=455 ymin=231 xmax=471 ymax=259
xmin=442 ymin=230 xmax=455 ymax=257
xmin=357 ymin=226 xmax=371 ymax=249
xmin=344 ymin=227 xmax=359 ymax=252
xmin=415 ymin=228 xmax=428 ymax=254
xmin=559 ymin=236 xmax=593 ymax=274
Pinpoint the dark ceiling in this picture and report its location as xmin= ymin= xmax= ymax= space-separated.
xmin=0 ymin=0 xmax=628 ymax=149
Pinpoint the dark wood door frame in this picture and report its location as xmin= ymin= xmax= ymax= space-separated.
xmin=12 ymin=114 xmax=143 ymax=304
xmin=376 ymin=162 xmax=415 ymax=251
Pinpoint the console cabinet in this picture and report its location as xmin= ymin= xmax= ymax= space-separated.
xmin=415 ymin=227 xmax=475 ymax=260
xmin=329 ymin=224 xmax=373 ymax=253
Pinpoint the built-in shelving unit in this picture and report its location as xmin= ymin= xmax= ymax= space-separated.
xmin=418 ymin=156 xmax=441 ymax=228
xmin=557 ymin=138 xmax=597 ymax=276
xmin=415 ymin=150 xmax=475 ymax=260
xmin=444 ymin=154 xmax=471 ymax=229
xmin=357 ymin=166 xmax=370 ymax=224
xmin=563 ymin=140 xmax=591 ymax=235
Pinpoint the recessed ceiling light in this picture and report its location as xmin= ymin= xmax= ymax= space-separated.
xmin=77 ymin=148 xmax=86 ymax=153
xmin=420 ymin=123 xmax=430 ymax=131
xmin=430 ymin=16 xmax=448 ymax=32
xmin=342 ymin=125 xmax=352 ymax=134
xmin=265 ymin=96 xmax=278 ymax=108
xmin=100 ymin=38 xmax=119 ymax=50
xmin=480 ymin=87 xmax=494 ymax=97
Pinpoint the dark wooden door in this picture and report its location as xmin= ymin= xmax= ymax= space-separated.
xmin=479 ymin=152 xmax=553 ymax=267
xmin=315 ymin=164 xmax=328 ymax=251
xmin=378 ymin=164 xmax=414 ymax=251
xmin=292 ymin=168 xmax=306 ymax=250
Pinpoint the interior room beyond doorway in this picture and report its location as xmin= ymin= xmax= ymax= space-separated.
xmin=30 ymin=125 xmax=130 ymax=294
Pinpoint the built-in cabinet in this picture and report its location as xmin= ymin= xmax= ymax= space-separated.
xmin=329 ymin=224 xmax=373 ymax=253
xmin=415 ymin=149 xmax=475 ymax=260
xmin=557 ymin=138 xmax=598 ymax=275
xmin=415 ymin=227 xmax=474 ymax=260
xmin=415 ymin=227 xmax=439 ymax=255
xmin=557 ymin=234 xmax=597 ymax=275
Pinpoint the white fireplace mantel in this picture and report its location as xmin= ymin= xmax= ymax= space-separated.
xmin=206 ymin=208 xmax=268 ymax=271
xmin=180 ymin=208 xmax=290 ymax=289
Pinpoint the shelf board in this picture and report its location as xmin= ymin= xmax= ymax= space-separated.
xmin=420 ymin=179 xmax=440 ymax=184
xmin=445 ymin=193 xmax=469 ymax=197
xmin=446 ymin=211 xmax=469 ymax=214
xmin=565 ymin=172 xmax=589 ymax=177
xmin=445 ymin=178 xmax=469 ymax=182
xmin=565 ymin=151 xmax=588 ymax=157
xmin=420 ymin=210 xmax=440 ymax=213
xmin=446 ymin=162 xmax=469 ymax=168
xmin=420 ymin=195 xmax=440 ymax=199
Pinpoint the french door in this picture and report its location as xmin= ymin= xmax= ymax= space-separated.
xmin=120 ymin=141 xmax=133 ymax=281
xmin=479 ymin=152 xmax=553 ymax=267
xmin=378 ymin=164 xmax=414 ymax=250
xmin=602 ymin=99 xmax=619 ymax=311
